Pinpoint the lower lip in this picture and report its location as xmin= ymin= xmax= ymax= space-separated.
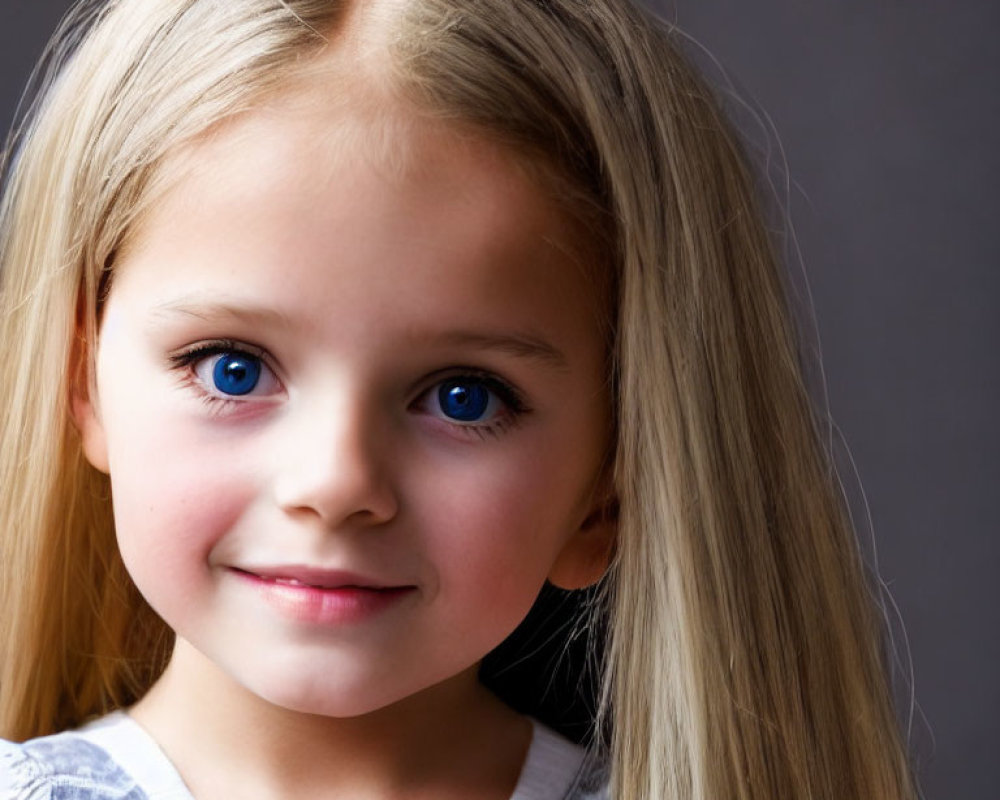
xmin=232 ymin=570 xmax=415 ymax=625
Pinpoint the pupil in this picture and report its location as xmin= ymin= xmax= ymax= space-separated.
xmin=213 ymin=354 xmax=260 ymax=396
xmin=439 ymin=381 xmax=489 ymax=422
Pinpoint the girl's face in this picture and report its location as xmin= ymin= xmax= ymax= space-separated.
xmin=77 ymin=89 xmax=612 ymax=718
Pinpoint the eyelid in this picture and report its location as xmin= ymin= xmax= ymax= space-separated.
xmin=170 ymin=338 xmax=269 ymax=364
xmin=168 ymin=338 xmax=284 ymax=403
xmin=410 ymin=367 xmax=532 ymax=441
xmin=410 ymin=367 xmax=530 ymax=415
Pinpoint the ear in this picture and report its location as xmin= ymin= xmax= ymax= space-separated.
xmin=69 ymin=331 xmax=110 ymax=474
xmin=548 ymin=494 xmax=617 ymax=590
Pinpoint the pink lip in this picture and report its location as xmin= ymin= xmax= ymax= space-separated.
xmin=231 ymin=566 xmax=416 ymax=625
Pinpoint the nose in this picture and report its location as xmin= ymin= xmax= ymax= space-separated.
xmin=272 ymin=393 xmax=398 ymax=528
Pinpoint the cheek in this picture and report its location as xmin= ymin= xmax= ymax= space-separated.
xmin=103 ymin=406 xmax=257 ymax=597
xmin=112 ymin=462 xmax=248 ymax=556
xmin=414 ymin=435 xmax=593 ymax=589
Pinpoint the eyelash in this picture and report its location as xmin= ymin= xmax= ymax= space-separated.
xmin=168 ymin=339 xmax=279 ymax=416
xmin=167 ymin=341 xmax=532 ymax=437
xmin=415 ymin=368 xmax=531 ymax=440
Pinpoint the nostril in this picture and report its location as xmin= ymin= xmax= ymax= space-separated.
xmin=273 ymin=459 xmax=398 ymax=528
xmin=270 ymin=401 xmax=398 ymax=526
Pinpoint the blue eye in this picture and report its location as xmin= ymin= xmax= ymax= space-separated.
xmin=438 ymin=379 xmax=492 ymax=422
xmin=176 ymin=341 xmax=281 ymax=403
xmin=421 ymin=372 xmax=529 ymax=435
xmin=212 ymin=353 xmax=261 ymax=396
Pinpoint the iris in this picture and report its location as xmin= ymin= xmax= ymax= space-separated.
xmin=438 ymin=379 xmax=490 ymax=422
xmin=212 ymin=353 xmax=261 ymax=396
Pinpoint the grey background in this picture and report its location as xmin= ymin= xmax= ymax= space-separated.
xmin=2 ymin=1 xmax=996 ymax=797
xmin=650 ymin=3 xmax=999 ymax=798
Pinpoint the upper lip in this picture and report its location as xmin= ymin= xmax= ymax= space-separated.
xmin=233 ymin=565 xmax=405 ymax=590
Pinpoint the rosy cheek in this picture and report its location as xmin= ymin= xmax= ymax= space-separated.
xmin=417 ymin=455 xmax=570 ymax=571
xmin=110 ymin=424 xmax=256 ymax=568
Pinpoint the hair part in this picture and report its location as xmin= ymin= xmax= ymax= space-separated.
xmin=0 ymin=1 xmax=916 ymax=798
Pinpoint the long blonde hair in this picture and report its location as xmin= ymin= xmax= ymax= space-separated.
xmin=0 ymin=1 xmax=915 ymax=798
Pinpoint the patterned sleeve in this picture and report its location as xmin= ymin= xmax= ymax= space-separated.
xmin=0 ymin=736 xmax=147 ymax=800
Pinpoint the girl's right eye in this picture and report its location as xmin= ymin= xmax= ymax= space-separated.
xmin=170 ymin=342 xmax=281 ymax=403
xmin=198 ymin=352 xmax=265 ymax=396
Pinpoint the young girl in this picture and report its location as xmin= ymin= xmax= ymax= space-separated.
xmin=0 ymin=0 xmax=917 ymax=798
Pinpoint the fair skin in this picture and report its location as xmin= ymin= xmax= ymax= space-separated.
xmin=73 ymin=67 xmax=613 ymax=800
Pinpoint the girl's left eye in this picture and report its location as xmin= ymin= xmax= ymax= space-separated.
xmin=418 ymin=373 xmax=528 ymax=434
xmin=436 ymin=378 xmax=498 ymax=422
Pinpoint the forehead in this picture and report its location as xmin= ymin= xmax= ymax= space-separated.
xmin=110 ymin=75 xmax=606 ymax=349
xmin=142 ymin=40 xmax=567 ymax=234
xmin=137 ymin=100 xmax=581 ymax=268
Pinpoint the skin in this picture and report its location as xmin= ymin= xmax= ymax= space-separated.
xmin=74 ymin=71 xmax=614 ymax=800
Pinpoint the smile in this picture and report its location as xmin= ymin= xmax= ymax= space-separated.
xmin=230 ymin=566 xmax=417 ymax=625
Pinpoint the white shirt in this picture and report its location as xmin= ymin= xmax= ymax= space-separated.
xmin=1 ymin=711 xmax=609 ymax=799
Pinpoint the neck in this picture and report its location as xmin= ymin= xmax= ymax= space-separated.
xmin=129 ymin=638 xmax=531 ymax=800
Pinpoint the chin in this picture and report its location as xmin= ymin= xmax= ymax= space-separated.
xmin=236 ymin=664 xmax=423 ymax=720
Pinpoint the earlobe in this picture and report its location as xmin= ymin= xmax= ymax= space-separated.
xmin=547 ymin=498 xmax=617 ymax=590
xmin=69 ymin=333 xmax=110 ymax=474
xmin=73 ymin=390 xmax=110 ymax=474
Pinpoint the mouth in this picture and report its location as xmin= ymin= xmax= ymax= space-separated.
xmin=230 ymin=566 xmax=416 ymax=625
xmin=232 ymin=566 xmax=406 ymax=591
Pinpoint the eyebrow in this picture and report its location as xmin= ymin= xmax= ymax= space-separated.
xmin=150 ymin=298 xmax=293 ymax=329
xmin=434 ymin=330 xmax=569 ymax=370
xmin=150 ymin=298 xmax=569 ymax=369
